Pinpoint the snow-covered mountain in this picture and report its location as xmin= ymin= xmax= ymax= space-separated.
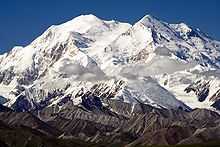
xmin=0 ymin=14 xmax=220 ymax=112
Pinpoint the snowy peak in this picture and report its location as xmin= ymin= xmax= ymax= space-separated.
xmin=170 ymin=22 xmax=209 ymax=41
xmin=138 ymin=14 xmax=160 ymax=24
xmin=69 ymin=14 xmax=101 ymax=23
xmin=137 ymin=14 xmax=169 ymax=35
xmin=0 ymin=14 xmax=220 ymax=113
xmin=58 ymin=14 xmax=106 ymax=34
xmin=172 ymin=23 xmax=192 ymax=34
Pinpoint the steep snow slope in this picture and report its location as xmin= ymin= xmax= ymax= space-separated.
xmin=0 ymin=14 xmax=220 ymax=112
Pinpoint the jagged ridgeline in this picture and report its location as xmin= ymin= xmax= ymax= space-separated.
xmin=0 ymin=14 xmax=220 ymax=146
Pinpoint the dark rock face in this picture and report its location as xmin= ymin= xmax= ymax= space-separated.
xmin=210 ymin=89 xmax=220 ymax=102
xmin=211 ymin=99 xmax=220 ymax=110
xmin=0 ymin=67 xmax=15 ymax=85
xmin=0 ymin=104 xmax=12 ymax=112
xmin=81 ymin=94 xmax=103 ymax=111
xmin=184 ymin=80 xmax=210 ymax=102
xmin=198 ymin=88 xmax=209 ymax=102
xmin=57 ymin=94 xmax=72 ymax=106
xmin=11 ymin=95 xmax=33 ymax=112
xmin=0 ymin=96 xmax=7 ymax=104
xmin=17 ymin=65 xmax=39 ymax=85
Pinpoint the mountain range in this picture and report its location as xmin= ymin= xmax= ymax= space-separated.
xmin=1 ymin=14 xmax=220 ymax=146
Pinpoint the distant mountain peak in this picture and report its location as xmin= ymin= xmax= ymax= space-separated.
xmin=137 ymin=14 xmax=162 ymax=26
xmin=170 ymin=22 xmax=192 ymax=38
xmin=176 ymin=22 xmax=192 ymax=33
xmin=70 ymin=14 xmax=102 ymax=23
xmin=140 ymin=14 xmax=158 ymax=21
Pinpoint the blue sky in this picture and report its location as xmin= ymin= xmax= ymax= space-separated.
xmin=0 ymin=0 xmax=219 ymax=53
